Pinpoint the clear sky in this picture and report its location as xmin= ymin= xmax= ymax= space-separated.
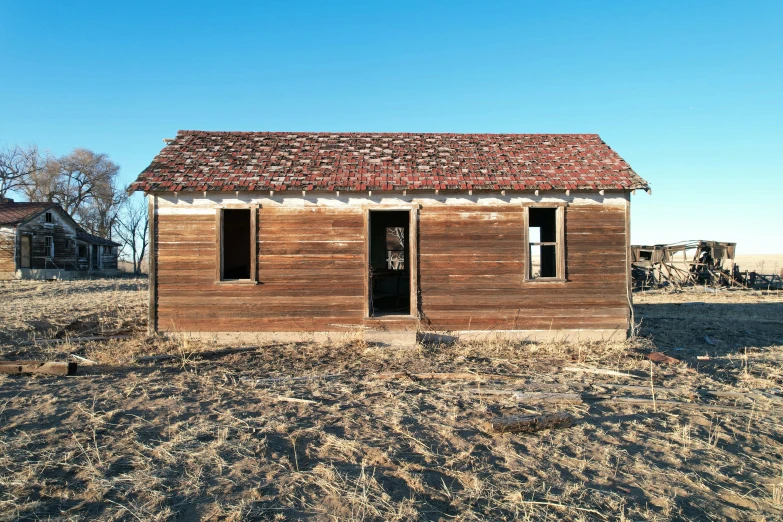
xmin=1 ymin=1 xmax=781 ymax=253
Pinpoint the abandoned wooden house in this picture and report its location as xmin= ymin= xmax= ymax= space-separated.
xmin=0 ymin=199 xmax=120 ymax=280
xmin=130 ymin=131 xmax=649 ymax=344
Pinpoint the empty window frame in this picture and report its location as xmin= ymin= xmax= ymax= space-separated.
xmin=45 ymin=211 xmax=53 ymax=223
xmin=217 ymin=208 xmax=257 ymax=282
xmin=526 ymin=206 xmax=565 ymax=280
xmin=45 ymin=236 xmax=54 ymax=257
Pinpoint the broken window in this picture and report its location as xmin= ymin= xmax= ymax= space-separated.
xmin=527 ymin=207 xmax=564 ymax=280
xmin=45 ymin=211 xmax=53 ymax=223
xmin=45 ymin=236 xmax=54 ymax=257
xmin=639 ymin=250 xmax=653 ymax=261
xmin=221 ymin=209 xmax=252 ymax=280
xmin=78 ymin=245 xmax=87 ymax=257
xmin=386 ymin=227 xmax=405 ymax=270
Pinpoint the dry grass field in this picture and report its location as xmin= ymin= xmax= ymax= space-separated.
xmin=1 ymin=279 xmax=782 ymax=521
xmin=734 ymin=254 xmax=783 ymax=277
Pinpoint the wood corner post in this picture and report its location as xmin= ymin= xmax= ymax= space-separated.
xmin=250 ymin=205 xmax=258 ymax=283
xmin=148 ymin=194 xmax=158 ymax=334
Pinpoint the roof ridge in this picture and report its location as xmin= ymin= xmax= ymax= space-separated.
xmin=177 ymin=130 xmax=602 ymax=137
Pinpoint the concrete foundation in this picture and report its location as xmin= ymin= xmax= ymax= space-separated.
xmin=163 ymin=327 xmax=628 ymax=348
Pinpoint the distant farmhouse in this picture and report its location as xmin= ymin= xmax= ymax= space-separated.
xmin=0 ymin=198 xmax=120 ymax=280
xmin=130 ymin=131 xmax=649 ymax=344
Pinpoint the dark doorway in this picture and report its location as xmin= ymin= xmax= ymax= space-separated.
xmin=369 ymin=210 xmax=410 ymax=316
xmin=20 ymin=235 xmax=31 ymax=268
xmin=222 ymin=209 xmax=251 ymax=280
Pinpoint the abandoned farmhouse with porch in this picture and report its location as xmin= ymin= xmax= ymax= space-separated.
xmin=0 ymin=199 xmax=120 ymax=280
xmin=130 ymin=131 xmax=649 ymax=344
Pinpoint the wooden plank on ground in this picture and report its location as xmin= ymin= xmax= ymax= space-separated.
xmin=0 ymin=361 xmax=77 ymax=376
xmin=563 ymin=366 xmax=641 ymax=379
xmin=372 ymin=372 xmax=501 ymax=381
xmin=491 ymin=412 xmax=575 ymax=434
xmin=135 ymin=345 xmax=265 ymax=362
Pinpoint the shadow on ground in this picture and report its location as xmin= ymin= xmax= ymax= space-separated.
xmin=635 ymin=301 xmax=783 ymax=355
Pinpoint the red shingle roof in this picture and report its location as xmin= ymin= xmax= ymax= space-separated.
xmin=0 ymin=202 xmax=55 ymax=226
xmin=129 ymin=131 xmax=648 ymax=193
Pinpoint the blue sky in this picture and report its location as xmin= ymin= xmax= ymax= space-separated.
xmin=1 ymin=1 xmax=781 ymax=253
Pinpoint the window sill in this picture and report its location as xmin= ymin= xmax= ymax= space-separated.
xmin=523 ymin=278 xmax=568 ymax=284
xmin=364 ymin=314 xmax=417 ymax=320
xmin=215 ymin=279 xmax=258 ymax=285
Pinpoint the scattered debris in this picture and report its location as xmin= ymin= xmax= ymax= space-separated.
xmin=697 ymin=355 xmax=711 ymax=361
xmin=491 ymin=412 xmax=575 ymax=434
xmin=0 ymin=360 xmax=77 ymax=376
xmin=70 ymin=354 xmax=97 ymax=365
xmin=704 ymin=336 xmax=722 ymax=346
xmin=646 ymin=352 xmax=680 ymax=364
xmin=562 ymin=366 xmax=641 ymax=379
xmin=273 ymin=396 xmax=318 ymax=405
xmin=372 ymin=371 xmax=494 ymax=381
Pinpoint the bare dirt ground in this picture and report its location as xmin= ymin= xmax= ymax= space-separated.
xmin=1 ymin=280 xmax=782 ymax=521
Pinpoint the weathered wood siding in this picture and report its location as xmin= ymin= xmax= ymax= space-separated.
xmin=418 ymin=204 xmax=629 ymax=331
xmin=101 ymin=249 xmax=119 ymax=270
xmin=156 ymin=207 xmax=366 ymax=331
xmin=0 ymin=226 xmax=15 ymax=275
xmin=153 ymin=195 xmax=630 ymax=334
xmin=16 ymin=211 xmax=79 ymax=270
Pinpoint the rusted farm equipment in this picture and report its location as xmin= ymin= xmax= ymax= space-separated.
xmin=631 ymin=240 xmax=782 ymax=291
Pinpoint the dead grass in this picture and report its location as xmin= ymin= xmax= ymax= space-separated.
xmin=0 ymin=280 xmax=782 ymax=520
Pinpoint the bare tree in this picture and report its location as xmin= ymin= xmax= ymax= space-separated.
xmin=51 ymin=148 xmax=120 ymax=216
xmin=19 ymin=151 xmax=58 ymax=202
xmin=0 ymin=144 xmax=41 ymax=198
xmin=78 ymin=179 xmax=128 ymax=238
xmin=113 ymin=195 xmax=149 ymax=275
xmin=20 ymin=147 xmax=124 ymax=237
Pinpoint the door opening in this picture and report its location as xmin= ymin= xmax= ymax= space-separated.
xmin=369 ymin=210 xmax=410 ymax=316
xmin=20 ymin=235 xmax=31 ymax=269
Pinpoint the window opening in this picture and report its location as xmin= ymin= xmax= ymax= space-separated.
xmin=369 ymin=211 xmax=410 ymax=316
xmin=528 ymin=207 xmax=558 ymax=279
xmin=222 ymin=209 xmax=251 ymax=280
xmin=45 ymin=211 xmax=53 ymax=223
xmin=45 ymin=236 xmax=54 ymax=257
